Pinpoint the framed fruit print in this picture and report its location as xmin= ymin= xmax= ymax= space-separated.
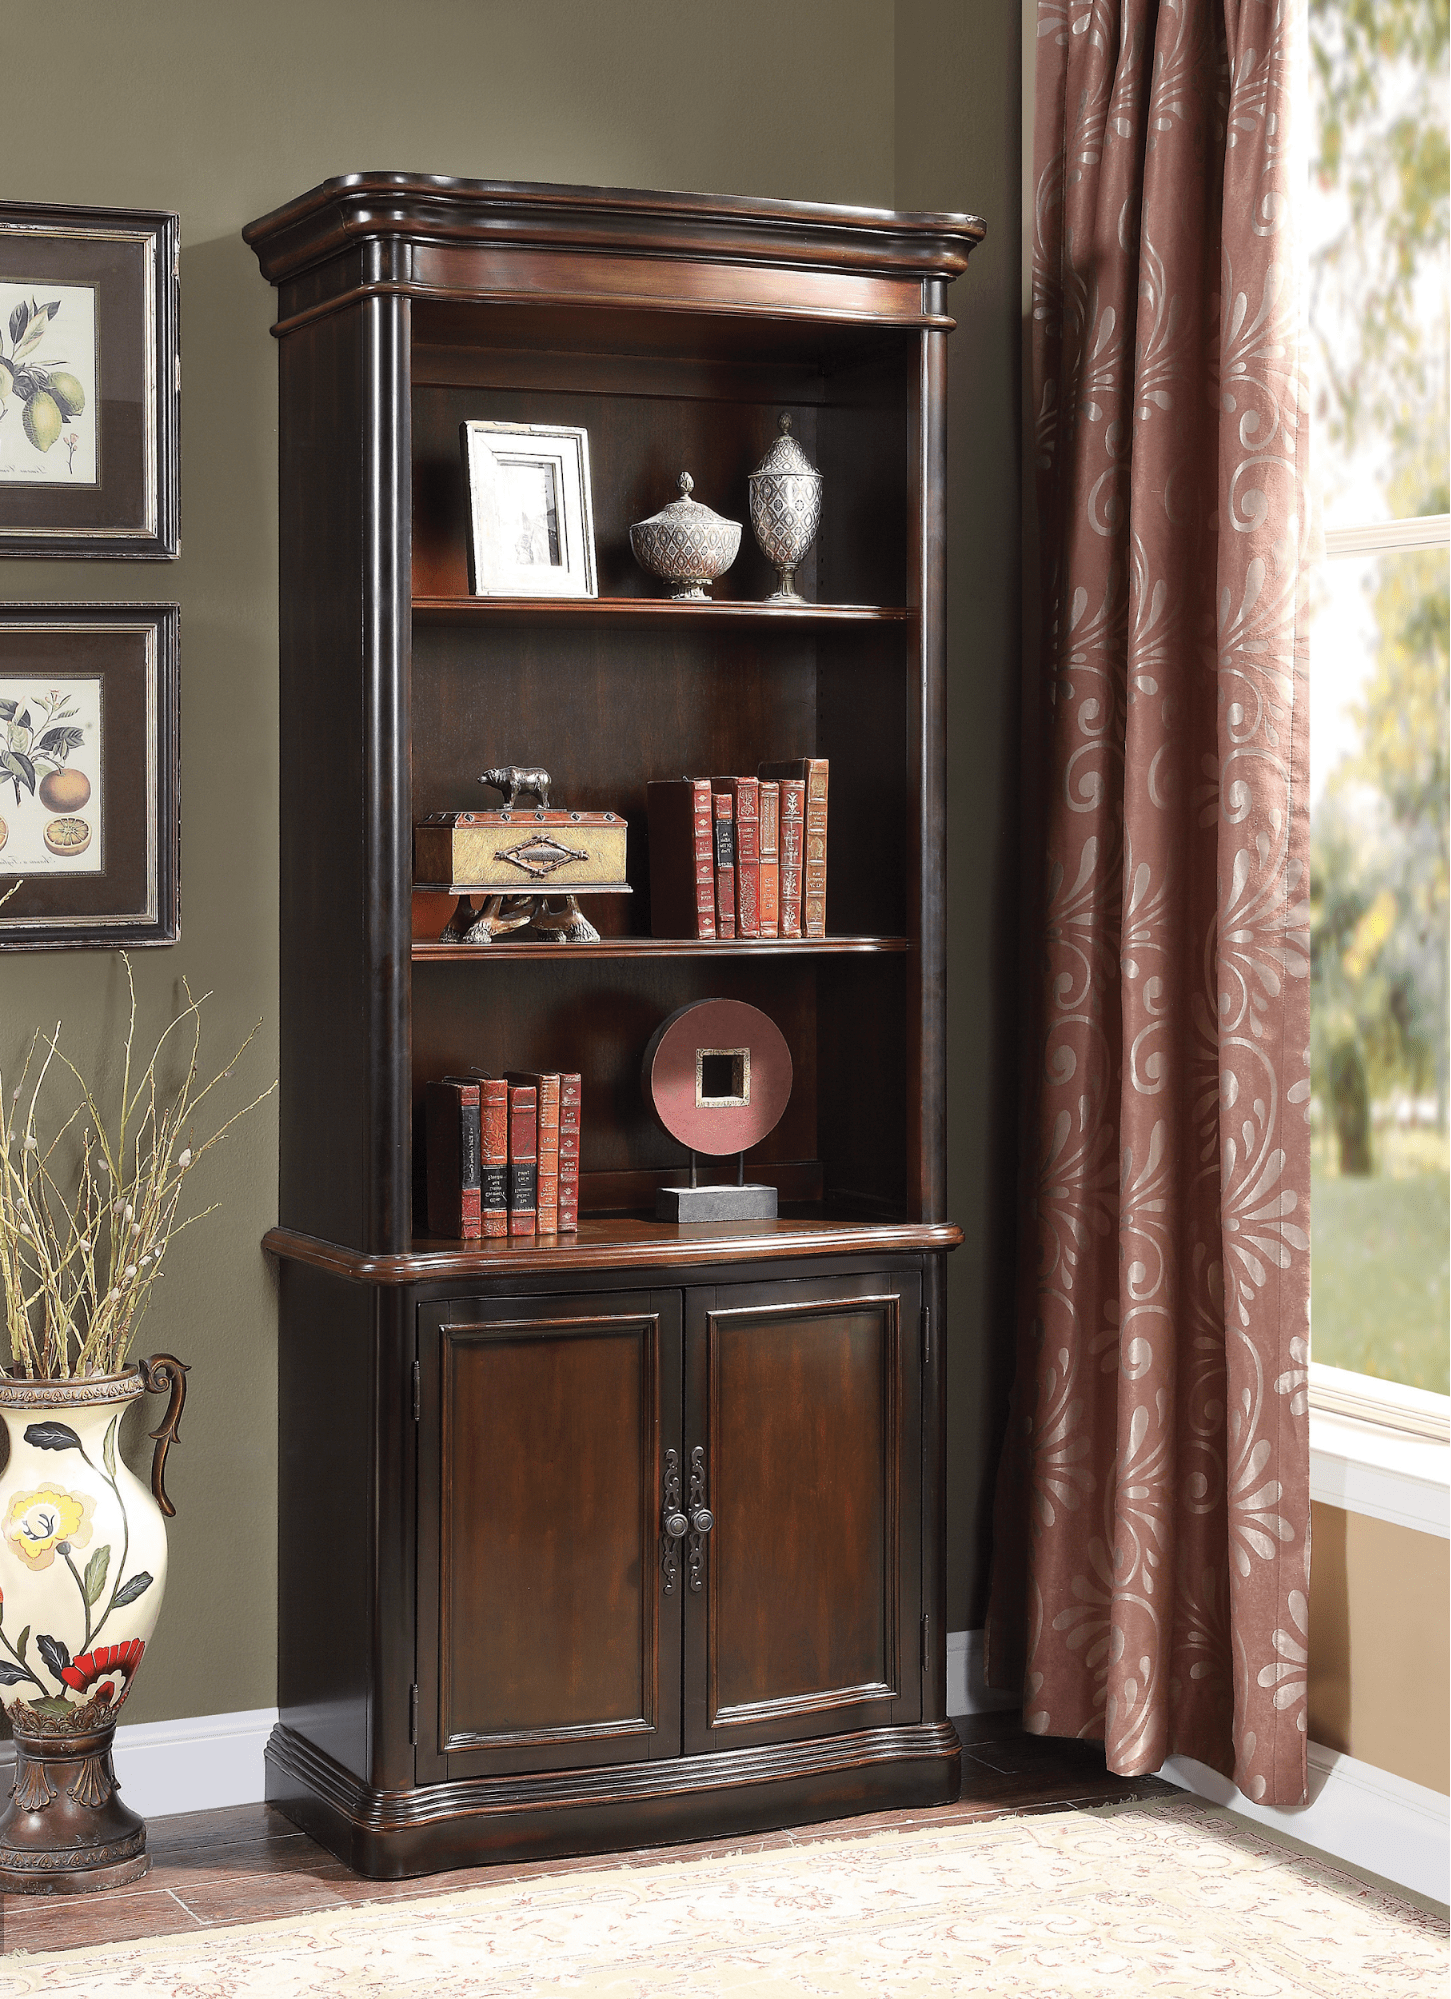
xmin=0 ymin=604 xmax=179 ymax=949
xmin=0 ymin=204 xmax=179 ymax=559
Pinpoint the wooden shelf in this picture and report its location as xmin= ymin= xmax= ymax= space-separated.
xmin=265 ymin=1214 xmax=964 ymax=1284
xmin=411 ymin=934 xmax=908 ymax=962
xmin=413 ymin=596 xmax=911 ymax=627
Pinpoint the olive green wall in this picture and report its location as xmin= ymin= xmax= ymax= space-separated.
xmin=896 ymin=1 xmax=1023 ymax=1633
xmin=0 ymin=0 xmax=1018 ymax=1721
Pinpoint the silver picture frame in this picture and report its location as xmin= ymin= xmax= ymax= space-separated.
xmin=460 ymin=420 xmax=597 ymax=598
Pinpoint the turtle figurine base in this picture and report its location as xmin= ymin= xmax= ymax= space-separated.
xmin=439 ymin=892 xmax=603 ymax=945
xmin=0 ymin=1717 xmax=150 ymax=1894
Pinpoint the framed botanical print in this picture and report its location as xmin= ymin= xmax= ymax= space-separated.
xmin=0 ymin=604 xmax=179 ymax=949
xmin=0 ymin=204 xmax=179 ymax=560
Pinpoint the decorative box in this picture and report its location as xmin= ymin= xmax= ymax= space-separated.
xmin=414 ymin=809 xmax=629 ymax=892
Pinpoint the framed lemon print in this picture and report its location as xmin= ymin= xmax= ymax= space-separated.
xmin=0 ymin=604 xmax=178 ymax=949
xmin=0 ymin=204 xmax=178 ymax=559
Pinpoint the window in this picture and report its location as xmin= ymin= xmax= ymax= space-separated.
xmin=1306 ymin=0 xmax=1450 ymax=1438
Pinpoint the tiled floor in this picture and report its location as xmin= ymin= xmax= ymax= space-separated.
xmin=0 ymin=1714 xmax=1176 ymax=1957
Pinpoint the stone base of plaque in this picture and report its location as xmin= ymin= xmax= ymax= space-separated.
xmin=656 ymin=1182 xmax=779 ymax=1222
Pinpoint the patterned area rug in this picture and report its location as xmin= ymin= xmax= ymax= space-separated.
xmin=1 ymin=1797 xmax=1445 ymax=1997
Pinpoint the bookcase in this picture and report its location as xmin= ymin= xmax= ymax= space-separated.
xmin=246 ymin=175 xmax=983 ymax=1878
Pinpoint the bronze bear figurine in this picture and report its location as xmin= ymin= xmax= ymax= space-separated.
xmin=478 ymin=764 xmax=553 ymax=810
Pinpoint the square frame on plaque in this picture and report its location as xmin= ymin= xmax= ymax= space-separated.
xmin=0 ymin=203 xmax=179 ymax=560
xmin=0 ymin=603 xmax=180 ymax=950
xmin=461 ymin=420 xmax=597 ymax=598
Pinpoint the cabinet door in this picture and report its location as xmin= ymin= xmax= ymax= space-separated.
xmin=682 ymin=1270 xmax=923 ymax=1755
xmin=417 ymin=1289 xmax=683 ymax=1780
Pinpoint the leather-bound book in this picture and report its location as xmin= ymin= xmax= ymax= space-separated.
xmin=647 ymin=779 xmax=716 ymax=938
xmin=760 ymin=759 xmax=827 ymax=936
xmin=713 ymin=777 xmax=759 ymax=937
xmin=476 ymin=1074 xmax=508 ymax=1237
xmin=775 ymin=777 xmax=805 ymax=938
xmin=711 ymin=788 xmax=736 ymax=940
xmin=506 ymin=1080 xmax=537 ymax=1235
xmin=758 ymin=780 xmax=780 ymax=938
xmin=506 ymin=1072 xmax=559 ymax=1233
xmin=425 ymin=1078 xmax=482 ymax=1238
xmin=557 ymin=1072 xmax=582 ymax=1232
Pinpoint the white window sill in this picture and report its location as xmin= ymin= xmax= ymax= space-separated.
xmin=1308 ymin=1363 xmax=1449 ymax=1538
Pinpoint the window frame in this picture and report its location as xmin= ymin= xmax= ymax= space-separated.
xmin=1306 ymin=521 xmax=1450 ymax=1459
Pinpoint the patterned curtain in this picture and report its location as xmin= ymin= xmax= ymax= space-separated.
xmin=985 ymin=0 xmax=1312 ymax=1806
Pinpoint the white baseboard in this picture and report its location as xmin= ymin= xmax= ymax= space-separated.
xmin=947 ymin=1628 xmax=1446 ymax=1903
xmin=947 ymin=1627 xmax=1020 ymax=1717
xmin=1 ymin=1638 xmax=1011 ymax=1822
xmin=1160 ymin=1741 xmax=1450 ymax=1903
xmin=5 ymin=1689 xmax=1440 ymax=1907
xmin=0 ymin=1706 xmax=278 ymax=1820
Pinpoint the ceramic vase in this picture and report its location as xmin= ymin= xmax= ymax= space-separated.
xmin=0 ymin=1357 xmax=188 ymax=1894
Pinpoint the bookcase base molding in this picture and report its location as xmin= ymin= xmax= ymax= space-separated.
xmin=265 ymin=1719 xmax=962 ymax=1881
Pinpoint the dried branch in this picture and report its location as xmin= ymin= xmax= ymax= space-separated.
xmin=0 ymin=958 xmax=275 ymax=1379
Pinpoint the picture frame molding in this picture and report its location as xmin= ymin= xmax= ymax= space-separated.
xmin=0 ymin=601 xmax=179 ymax=950
xmin=0 ymin=201 xmax=179 ymax=561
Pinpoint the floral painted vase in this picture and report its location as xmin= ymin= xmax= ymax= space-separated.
xmin=0 ymin=1357 xmax=187 ymax=1893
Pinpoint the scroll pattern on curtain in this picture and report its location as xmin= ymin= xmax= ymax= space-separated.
xmin=987 ymin=0 xmax=1311 ymax=1805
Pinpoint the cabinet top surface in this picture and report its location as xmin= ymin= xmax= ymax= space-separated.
xmin=242 ymin=171 xmax=986 ymax=289
xmin=264 ymin=1216 xmax=964 ymax=1286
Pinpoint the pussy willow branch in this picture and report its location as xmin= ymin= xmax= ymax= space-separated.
xmin=0 ymin=957 xmax=275 ymax=1378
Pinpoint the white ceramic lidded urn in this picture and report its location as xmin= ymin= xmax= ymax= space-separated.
xmin=748 ymin=413 xmax=823 ymax=604
xmin=0 ymin=1359 xmax=186 ymax=1892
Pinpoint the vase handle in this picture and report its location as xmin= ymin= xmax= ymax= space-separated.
xmin=137 ymin=1354 xmax=190 ymax=1519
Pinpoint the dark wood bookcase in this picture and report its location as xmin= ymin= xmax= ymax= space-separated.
xmin=246 ymin=175 xmax=983 ymax=1877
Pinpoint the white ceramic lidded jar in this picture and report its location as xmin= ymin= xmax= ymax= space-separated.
xmin=748 ymin=413 xmax=823 ymax=604
xmin=0 ymin=1359 xmax=186 ymax=1893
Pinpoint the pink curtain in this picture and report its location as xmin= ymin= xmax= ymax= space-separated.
xmin=986 ymin=0 xmax=1312 ymax=1805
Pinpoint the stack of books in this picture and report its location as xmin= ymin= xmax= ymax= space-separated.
xmin=647 ymin=760 xmax=828 ymax=940
xmin=424 ymin=1071 xmax=582 ymax=1240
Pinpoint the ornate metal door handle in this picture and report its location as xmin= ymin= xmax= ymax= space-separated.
xmin=661 ymin=1448 xmax=687 ymax=1594
xmin=687 ymin=1445 xmax=712 ymax=1591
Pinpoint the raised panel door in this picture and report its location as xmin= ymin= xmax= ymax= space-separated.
xmin=681 ymin=1271 xmax=923 ymax=1755
xmin=416 ymin=1289 xmax=683 ymax=1780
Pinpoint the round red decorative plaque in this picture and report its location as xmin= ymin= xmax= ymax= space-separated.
xmin=641 ymin=999 xmax=793 ymax=1158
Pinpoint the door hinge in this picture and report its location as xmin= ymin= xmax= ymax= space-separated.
xmin=411 ymin=1359 xmax=421 ymax=1422
xmin=409 ymin=1683 xmax=419 ymax=1744
xmin=921 ymin=1306 xmax=931 ymax=1368
xmin=921 ymin=1611 xmax=930 ymax=1676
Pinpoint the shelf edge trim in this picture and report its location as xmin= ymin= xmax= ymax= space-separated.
xmin=262 ymin=1221 xmax=965 ymax=1283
